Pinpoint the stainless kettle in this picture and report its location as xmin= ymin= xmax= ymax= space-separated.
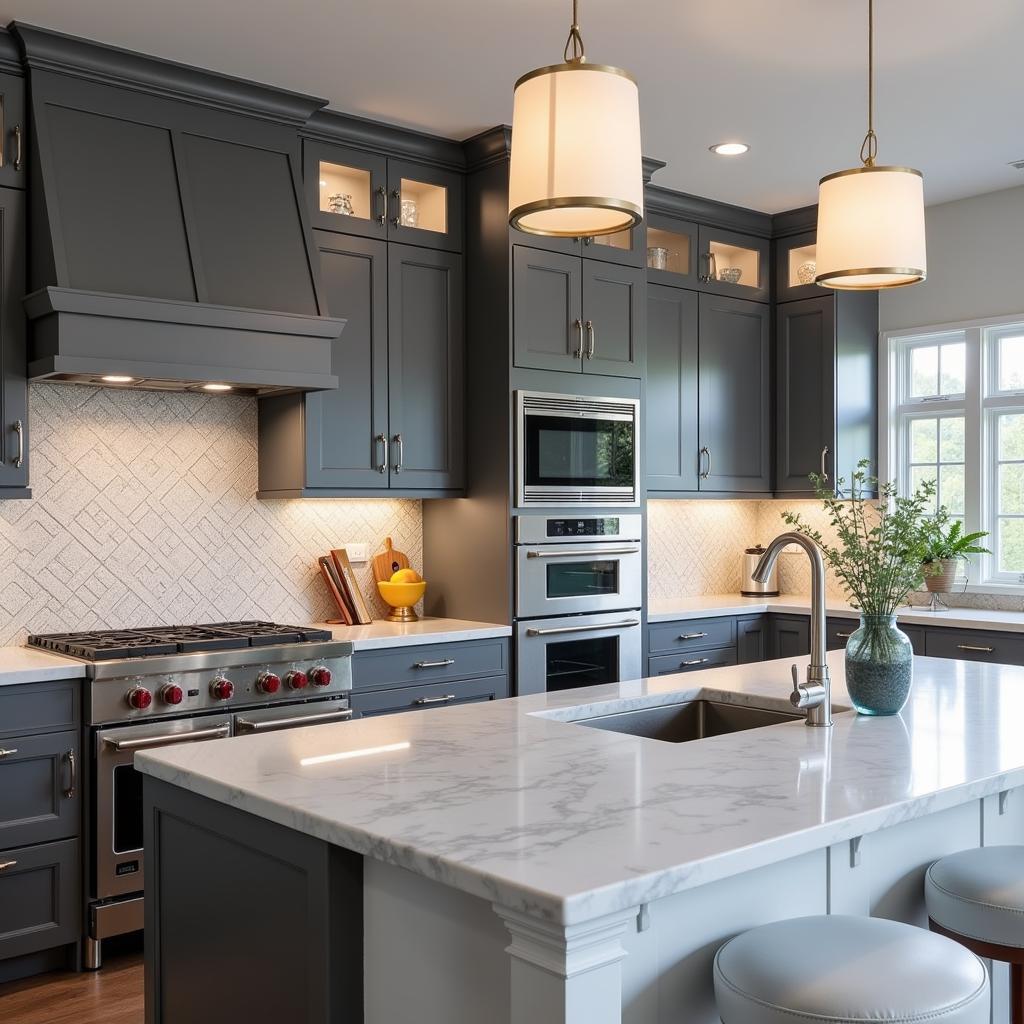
xmin=741 ymin=545 xmax=779 ymax=597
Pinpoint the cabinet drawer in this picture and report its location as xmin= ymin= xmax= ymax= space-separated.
xmin=0 ymin=731 xmax=80 ymax=849
xmin=826 ymin=617 xmax=858 ymax=650
xmin=352 ymin=639 xmax=509 ymax=691
xmin=925 ymin=629 xmax=1024 ymax=666
xmin=648 ymin=647 xmax=737 ymax=677
xmin=0 ymin=679 xmax=79 ymax=739
xmin=351 ymin=674 xmax=508 ymax=717
xmin=0 ymin=838 xmax=80 ymax=962
xmin=648 ymin=617 xmax=735 ymax=655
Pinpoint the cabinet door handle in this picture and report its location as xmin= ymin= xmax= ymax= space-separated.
xmin=375 ymin=185 xmax=387 ymax=225
xmin=957 ymin=644 xmax=994 ymax=653
xmin=678 ymin=631 xmax=708 ymax=640
xmin=375 ymin=433 xmax=388 ymax=474
xmin=681 ymin=658 xmax=709 ymax=667
xmin=585 ymin=320 xmax=595 ymax=359
xmin=0 ymin=747 xmax=18 ymax=758
xmin=572 ymin=318 xmax=584 ymax=359
xmin=0 ymin=860 xmax=16 ymax=871
xmin=12 ymin=123 xmax=20 ymax=172
xmin=413 ymin=694 xmax=456 ymax=706
xmin=13 ymin=419 xmax=23 ymax=469
xmin=699 ymin=446 xmax=711 ymax=479
xmin=390 ymin=188 xmax=401 ymax=227
xmin=835 ymin=632 xmax=853 ymax=640
xmin=391 ymin=433 xmax=403 ymax=473
xmin=820 ymin=445 xmax=829 ymax=482
xmin=64 ymin=750 xmax=76 ymax=799
xmin=414 ymin=658 xmax=455 ymax=669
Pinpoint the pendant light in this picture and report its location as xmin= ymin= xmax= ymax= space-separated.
xmin=815 ymin=0 xmax=926 ymax=289
xmin=508 ymin=0 xmax=643 ymax=237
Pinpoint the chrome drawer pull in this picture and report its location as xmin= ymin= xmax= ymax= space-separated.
xmin=106 ymin=724 xmax=230 ymax=752
xmin=0 ymin=747 xmax=17 ymax=758
xmin=572 ymin=318 xmax=584 ymax=359
xmin=820 ymin=445 xmax=829 ymax=482
xmin=13 ymin=419 xmax=23 ymax=469
xmin=236 ymin=709 xmax=353 ymax=733
xmin=835 ymin=632 xmax=853 ymax=639
xmin=957 ymin=644 xmax=994 ymax=653
xmin=414 ymin=658 xmax=455 ymax=669
xmin=413 ymin=694 xmax=456 ymax=706
xmin=526 ymin=619 xmax=640 ymax=638
xmin=375 ymin=433 xmax=388 ymax=474
xmin=681 ymin=658 xmax=709 ymax=667
xmin=678 ymin=632 xmax=708 ymax=640
xmin=0 ymin=860 xmax=16 ymax=871
xmin=526 ymin=546 xmax=640 ymax=559
xmin=64 ymin=750 xmax=76 ymax=798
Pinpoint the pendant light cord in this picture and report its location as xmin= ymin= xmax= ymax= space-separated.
xmin=859 ymin=0 xmax=878 ymax=166
xmin=563 ymin=0 xmax=586 ymax=63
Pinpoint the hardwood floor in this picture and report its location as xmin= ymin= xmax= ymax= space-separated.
xmin=0 ymin=952 xmax=143 ymax=1024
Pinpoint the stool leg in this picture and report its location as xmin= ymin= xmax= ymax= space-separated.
xmin=1012 ymin=962 xmax=1024 ymax=1024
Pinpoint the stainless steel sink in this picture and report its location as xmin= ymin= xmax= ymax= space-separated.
xmin=573 ymin=699 xmax=802 ymax=744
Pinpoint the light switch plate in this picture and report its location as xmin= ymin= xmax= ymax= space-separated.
xmin=343 ymin=543 xmax=368 ymax=563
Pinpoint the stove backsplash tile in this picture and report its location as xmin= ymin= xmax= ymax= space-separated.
xmin=0 ymin=384 xmax=422 ymax=645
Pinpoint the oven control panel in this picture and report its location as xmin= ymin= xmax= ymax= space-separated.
xmin=546 ymin=517 xmax=619 ymax=538
xmin=515 ymin=512 xmax=642 ymax=545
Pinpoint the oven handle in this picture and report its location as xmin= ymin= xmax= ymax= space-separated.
xmin=526 ymin=618 xmax=641 ymax=638
xmin=235 ymin=708 xmax=354 ymax=734
xmin=525 ymin=546 xmax=641 ymax=559
xmin=104 ymin=724 xmax=230 ymax=752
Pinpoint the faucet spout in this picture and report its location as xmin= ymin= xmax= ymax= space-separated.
xmin=754 ymin=532 xmax=832 ymax=728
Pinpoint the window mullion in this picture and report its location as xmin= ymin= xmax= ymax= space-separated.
xmin=964 ymin=327 xmax=983 ymax=583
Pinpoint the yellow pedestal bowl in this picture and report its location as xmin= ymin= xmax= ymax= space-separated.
xmin=376 ymin=580 xmax=427 ymax=623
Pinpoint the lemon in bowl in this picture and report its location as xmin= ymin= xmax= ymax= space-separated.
xmin=377 ymin=572 xmax=426 ymax=622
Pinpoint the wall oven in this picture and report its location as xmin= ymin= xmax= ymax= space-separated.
xmin=516 ymin=390 xmax=639 ymax=507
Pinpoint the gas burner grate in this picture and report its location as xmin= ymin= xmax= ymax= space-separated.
xmin=199 ymin=621 xmax=333 ymax=645
xmin=27 ymin=631 xmax=180 ymax=660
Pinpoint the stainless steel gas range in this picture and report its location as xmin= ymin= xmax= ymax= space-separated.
xmin=27 ymin=621 xmax=353 ymax=969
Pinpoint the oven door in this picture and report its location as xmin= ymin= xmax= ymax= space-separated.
xmin=93 ymin=715 xmax=231 ymax=900
xmin=515 ymin=611 xmax=642 ymax=697
xmin=516 ymin=542 xmax=642 ymax=618
xmin=517 ymin=392 xmax=639 ymax=506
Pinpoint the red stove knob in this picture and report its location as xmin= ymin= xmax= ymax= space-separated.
xmin=256 ymin=672 xmax=281 ymax=695
xmin=309 ymin=666 xmax=332 ymax=687
xmin=160 ymin=683 xmax=184 ymax=706
xmin=285 ymin=670 xmax=308 ymax=690
xmin=210 ymin=677 xmax=234 ymax=701
xmin=127 ymin=686 xmax=152 ymax=711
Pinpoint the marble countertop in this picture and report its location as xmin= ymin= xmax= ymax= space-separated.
xmin=318 ymin=617 xmax=511 ymax=651
xmin=136 ymin=652 xmax=1024 ymax=926
xmin=649 ymin=594 xmax=1024 ymax=632
xmin=0 ymin=646 xmax=88 ymax=686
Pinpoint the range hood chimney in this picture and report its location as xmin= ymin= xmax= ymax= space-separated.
xmin=15 ymin=24 xmax=342 ymax=394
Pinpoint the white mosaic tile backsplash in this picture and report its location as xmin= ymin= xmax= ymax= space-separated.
xmin=0 ymin=384 xmax=422 ymax=645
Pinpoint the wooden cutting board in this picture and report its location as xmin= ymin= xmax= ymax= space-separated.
xmin=372 ymin=536 xmax=411 ymax=583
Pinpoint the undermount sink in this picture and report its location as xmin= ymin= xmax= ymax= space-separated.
xmin=573 ymin=699 xmax=802 ymax=744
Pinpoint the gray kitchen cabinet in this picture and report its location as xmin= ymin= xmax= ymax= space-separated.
xmin=648 ymin=647 xmax=736 ymax=676
xmin=925 ymin=627 xmax=1024 ymax=666
xmin=258 ymin=238 xmax=464 ymax=495
xmin=648 ymin=616 xmax=736 ymax=655
xmin=510 ymin=224 xmax=643 ymax=267
xmin=775 ymin=292 xmax=878 ymax=496
xmin=512 ymin=245 xmax=643 ymax=378
xmin=0 ymin=186 xmax=26 ymax=493
xmin=736 ymin=615 xmax=770 ymax=664
xmin=0 ymin=71 xmax=25 ymax=191
xmin=825 ymin=617 xmax=858 ymax=651
xmin=0 ymin=730 xmax=80 ymax=850
xmin=645 ymin=212 xmax=699 ymax=289
xmin=696 ymin=225 xmax=770 ymax=303
xmin=351 ymin=675 xmax=508 ymax=717
xmin=646 ymin=284 xmax=699 ymax=492
xmin=769 ymin=615 xmax=811 ymax=660
xmin=697 ymin=294 xmax=772 ymax=493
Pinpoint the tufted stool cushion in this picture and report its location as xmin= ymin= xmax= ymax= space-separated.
xmin=926 ymin=846 xmax=1024 ymax=949
xmin=713 ymin=914 xmax=988 ymax=1024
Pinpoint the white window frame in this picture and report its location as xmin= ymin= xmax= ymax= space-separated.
xmin=881 ymin=312 xmax=1024 ymax=594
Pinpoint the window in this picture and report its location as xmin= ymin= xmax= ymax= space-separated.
xmin=884 ymin=315 xmax=1024 ymax=589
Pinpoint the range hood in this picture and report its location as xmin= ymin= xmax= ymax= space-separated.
xmin=16 ymin=24 xmax=343 ymax=394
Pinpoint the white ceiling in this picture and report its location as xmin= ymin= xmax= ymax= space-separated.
xmin=6 ymin=0 xmax=1024 ymax=212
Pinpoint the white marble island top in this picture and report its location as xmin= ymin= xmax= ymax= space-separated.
xmin=135 ymin=653 xmax=1024 ymax=926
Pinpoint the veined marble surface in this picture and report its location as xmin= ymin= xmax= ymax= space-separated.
xmin=0 ymin=646 xmax=87 ymax=686
xmin=320 ymin=618 xmax=511 ymax=650
xmin=649 ymin=594 xmax=1024 ymax=632
xmin=136 ymin=652 xmax=1024 ymax=925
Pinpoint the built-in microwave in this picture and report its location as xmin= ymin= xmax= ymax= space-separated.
xmin=516 ymin=390 xmax=639 ymax=507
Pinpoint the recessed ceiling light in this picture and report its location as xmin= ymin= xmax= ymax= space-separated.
xmin=710 ymin=142 xmax=750 ymax=157
xmin=202 ymin=383 xmax=233 ymax=392
xmin=101 ymin=375 xmax=134 ymax=383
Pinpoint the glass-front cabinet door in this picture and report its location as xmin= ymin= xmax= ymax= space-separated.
xmin=304 ymin=141 xmax=388 ymax=239
xmin=697 ymin=226 xmax=770 ymax=302
xmin=386 ymin=159 xmax=463 ymax=253
xmin=583 ymin=224 xmax=644 ymax=267
xmin=645 ymin=214 xmax=698 ymax=287
xmin=774 ymin=228 xmax=827 ymax=302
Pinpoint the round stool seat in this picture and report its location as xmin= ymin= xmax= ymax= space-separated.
xmin=927 ymin=846 xmax=1024 ymax=949
xmin=714 ymin=915 xmax=988 ymax=1024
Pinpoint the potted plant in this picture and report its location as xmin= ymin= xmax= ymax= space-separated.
xmin=919 ymin=513 xmax=990 ymax=611
xmin=780 ymin=461 xmax=936 ymax=716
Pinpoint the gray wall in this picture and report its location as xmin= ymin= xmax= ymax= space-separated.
xmin=880 ymin=185 xmax=1024 ymax=332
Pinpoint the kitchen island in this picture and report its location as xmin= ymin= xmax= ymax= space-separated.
xmin=137 ymin=653 xmax=1024 ymax=1024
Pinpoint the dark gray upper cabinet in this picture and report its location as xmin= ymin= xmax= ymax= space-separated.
xmin=645 ymin=212 xmax=699 ymax=288
xmin=697 ymin=294 xmax=771 ymax=492
xmin=386 ymin=158 xmax=464 ymax=252
xmin=774 ymin=229 xmax=828 ymax=303
xmin=581 ymin=226 xmax=644 ymax=268
xmin=646 ymin=283 xmax=699 ymax=493
xmin=775 ymin=291 xmax=878 ymax=496
xmin=0 ymin=187 xmax=26 ymax=493
xmin=0 ymin=71 xmax=26 ymax=190
xmin=512 ymin=245 xmax=642 ymax=378
xmin=696 ymin=226 xmax=770 ymax=303
xmin=386 ymin=245 xmax=465 ymax=490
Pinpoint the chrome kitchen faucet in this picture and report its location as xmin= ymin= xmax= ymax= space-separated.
xmin=754 ymin=533 xmax=833 ymax=728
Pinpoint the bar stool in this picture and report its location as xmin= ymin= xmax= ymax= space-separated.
xmin=714 ymin=914 xmax=989 ymax=1023
xmin=927 ymin=846 xmax=1024 ymax=1023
